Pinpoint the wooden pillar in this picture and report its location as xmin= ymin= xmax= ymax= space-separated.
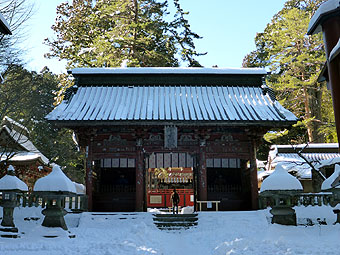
xmin=249 ymin=138 xmax=258 ymax=210
xmin=198 ymin=139 xmax=207 ymax=203
xmin=323 ymin=17 xmax=340 ymax=147
xmin=85 ymin=139 xmax=93 ymax=211
xmin=135 ymin=139 xmax=144 ymax=211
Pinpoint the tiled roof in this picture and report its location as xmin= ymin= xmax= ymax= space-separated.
xmin=46 ymin=85 xmax=296 ymax=124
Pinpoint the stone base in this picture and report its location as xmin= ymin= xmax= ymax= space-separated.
xmin=42 ymin=206 xmax=68 ymax=230
xmin=333 ymin=209 xmax=340 ymax=224
xmin=270 ymin=207 xmax=297 ymax=226
xmin=1 ymin=207 xmax=15 ymax=228
xmin=0 ymin=227 xmax=19 ymax=238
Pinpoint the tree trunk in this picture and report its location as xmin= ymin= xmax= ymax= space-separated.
xmin=303 ymin=85 xmax=313 ymax=142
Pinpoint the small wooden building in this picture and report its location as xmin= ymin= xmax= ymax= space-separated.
xmin=264 ymin=143 xmax=340 ymax=192
xmin=0 ymin=117 xmax=51 ymax=191
xmin=46 ymin=67 xmax=296 ymax=212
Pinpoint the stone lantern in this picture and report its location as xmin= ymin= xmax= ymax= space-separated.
xmin=0 ymin=165 xmax=28 ymax=235
xmin=260 ymin=163 xmax=303 ymax=226
xmin=321 ymin=164 xmax=340 ymax=223
xmin=33 ymin=165 xmax=76 ymax=231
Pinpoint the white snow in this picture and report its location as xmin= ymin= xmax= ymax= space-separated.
xmin=1 ymin=205 xmax=340 ymax=254
xmin=33 ymin=165 xmax=76 ymax=193
xmin=70 ymin=67 xmax=268 ymax=75
xmin=0 ymin=171 xmax=28 ymax=192
xmin=321 ymin=164 xmax=340 ymax=190
xmin=329 ymin=38 xmax=340 ymax=61
xmin=308 ymin=0 xmax=340 ymax=34
xmin=260 ymin=163 xmax=303 ymax=192
xmin=73 ymin=182 xmax=86 ymax=195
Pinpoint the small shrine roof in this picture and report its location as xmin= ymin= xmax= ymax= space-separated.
xmin=0 ymin=118 xmax=49 ymax=165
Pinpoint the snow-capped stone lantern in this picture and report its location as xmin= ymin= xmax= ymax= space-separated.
xmin=0 ymin=165 xmax=28 ymax=235
xmin=321 ymin=164 xmax=340 ymax=224
xmin=260 ymin=163 xmax=303 ymax=226
xmin=33 ymin=165 xmax=76 ymax=230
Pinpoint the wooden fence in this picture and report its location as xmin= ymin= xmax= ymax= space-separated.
xmin=20 ymin=194 xmax=88 ymax=212
xmin=259 ymin=192 xmax=334 ymax=209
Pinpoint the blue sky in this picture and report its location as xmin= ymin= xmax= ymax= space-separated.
xmin=24 ymin=0 xmax=286 ymax=74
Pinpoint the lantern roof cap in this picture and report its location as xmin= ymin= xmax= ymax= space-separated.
xmin=0 ymin=165 xmax=28 ymax=192
xmin=33 ymin=165 xmax=76 ymax=193
xmin=260 ymin=163 xmax=303 ymax=192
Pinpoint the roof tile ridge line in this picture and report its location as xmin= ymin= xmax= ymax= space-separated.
xmin=211 ymin=86 xmax=229 ymax=120
xmin=230 ymin=87 xmax=249 ymax=120
xmin=189 ymin=86 xmax=203 ymax=120
xmin=195 ymin=86 xmax=209 ymax=120
xmin=237 ymin=86 xmax=257 ymax=120
xmin=218 ymin=87 xmax=239 ymax=121
xmin=182 ymin=86 xmax=192 ymax=120
xmin=241 ymin=87 xmax=261 ymax=120
xmin=184 ymin=86 xmax=197 ymax=121
xmin=220 ymin=87 xmax=241 ymax=120
xmin=205 ymin=86 xmax=221 ymax=121
xmin=258 ymin=87 xmax=282 ymax=120
xmin=175 ymin=86 xmax=185 ymax=121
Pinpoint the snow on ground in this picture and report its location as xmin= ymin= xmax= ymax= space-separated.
xmin=1 ymin=206 xmax=340 ymax=255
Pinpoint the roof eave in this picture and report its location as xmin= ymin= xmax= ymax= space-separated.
xmin=0 ymin=13 xmax=11 ymax=35
xmin=307 ymin=0 xmax=340 ymax=35
xmin=47 ymin=119 xmax=297 ymax=128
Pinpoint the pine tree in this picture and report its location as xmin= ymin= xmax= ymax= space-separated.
xmin=45 ymin=0 xmax=204 ymax=68
xmin=243 ymin=0 xmax=335 ymax=143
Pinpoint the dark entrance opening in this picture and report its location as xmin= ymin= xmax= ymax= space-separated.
xmin=93 ymin=167 xmax=136 ymax=212
xmin=207 ymin=158 xmax=246 ymax=210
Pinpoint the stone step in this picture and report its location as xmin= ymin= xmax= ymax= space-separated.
xmin=153 ymin=213 xmax=198 ymax=230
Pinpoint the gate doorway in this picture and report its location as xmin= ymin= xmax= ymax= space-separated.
xmin=145 ymin=152 xmax=196 ymax=210
xmin=146 ymin=167 xmax=194 ymax=208
xmin=93 ymin=158 xmax=136 ymax=212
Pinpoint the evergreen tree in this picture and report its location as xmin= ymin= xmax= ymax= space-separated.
xmin=45 ymin=0 xmax=205 ymax=68
xmin=0 ymin=65 xmax=84 ymax=182
xmin=243 ymin=0 xmax=335 ymax=143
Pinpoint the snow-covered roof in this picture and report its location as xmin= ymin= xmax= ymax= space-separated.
xmin=270 ymin=156 xmax=312 ymax=179
xmin=266 ymin=144 xmax=340 ymax=179
xmin=271 ymin=143 xmax=339 ymax=150
xmin=329 ymin=38 xmax=340 ymax=61
xmin=0 ymin=118 xmax=49 ymax=165
xmin=307 ymin=0 xmax=340 ymax=35
xmin=0 ymin=12 xmax=11 ymax=35
xmin=33 ymin=165 xmax=76 ymax=193
xmin=69 ymin=67 xmax=268 ymax=75
xmin=1 ymin=151 xmax=45 ymax=163
xmin=0 ymin=165 xmax=28 ymax=192
xmin=46 ymin=85 xmax=297 ymax=124
xmin=260 ymin=163 xmax=303 ymax=192
xmin=73 ymin=182 xmax=86 ymax=195
xmin=321 ymin=164 xmax=340 ymax=190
